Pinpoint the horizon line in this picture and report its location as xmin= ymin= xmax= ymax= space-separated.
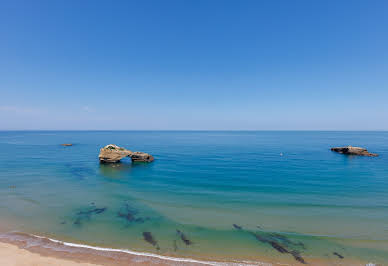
xmin=1 ymin=129 xmax=388 ymax=132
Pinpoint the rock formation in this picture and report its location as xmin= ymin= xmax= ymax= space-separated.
xmin=99 ymin=144 xmax=133 ymax=163
xmin=61 ymin=144 xmax=73 ymax=146
xmin=98 ymin=144 xmax=154 ymax=163
xmin=331 ymin=146 xmax=378 ymax=157
xmin=130 ymin=152 xmax=154 ymax=162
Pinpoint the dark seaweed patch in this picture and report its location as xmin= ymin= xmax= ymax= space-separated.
xmin=251 ymin=232 xmax=306 ymax=264
xmin=176 ymin=230 xmax=192 ymax=246
xmin=117 ymin=203 xmax=149 ymax=224
xmin=233 ymin=224 xmax=243 ymax=230
xmin=73 ymin=206 xmax=107 ymax=226
xmin=291 ymin=250 xmax=307 ymax=264
xmin=74 ymin=217 xmax=82 ymax=225
xmin=269 ymin=233 xmax=306 ymax=250
xmin=66 ymin=165 xmax=96 ymax=180
xmin=77 ymin=207 xmax=106 ymax=216
xmin=143 ymin=232 xmax=160 ymax=250
xmin=296 ymin=241 xmax=306 ymax=249
xmin=118 ymin=205 xmax=136 ymax=222
xmin=270 ymin=241 xmax=288 ymax=253
xmin=333 ymin=252 xmax=344 ymax=259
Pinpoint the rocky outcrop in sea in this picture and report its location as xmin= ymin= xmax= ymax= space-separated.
xmin=331 ymin=146 xmax=378 ymax=157
xmin=98 ymin=144 xmax=154 ymax=163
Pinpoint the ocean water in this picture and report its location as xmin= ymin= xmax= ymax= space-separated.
xmin=0 ymin=131 xmax=387 ymax=265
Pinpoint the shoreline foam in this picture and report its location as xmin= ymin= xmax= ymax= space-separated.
xmin=0 ymin=231 xmax=371 ymax=266
xmin=0 ymin=231 xmax=272 ymax=266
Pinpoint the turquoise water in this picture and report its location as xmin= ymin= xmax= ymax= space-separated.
xmin=0 ymin=131 xmax=387 ymax=264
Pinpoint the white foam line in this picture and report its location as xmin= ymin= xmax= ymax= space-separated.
xmin=26 ymin=233 xmax=270 ymax=266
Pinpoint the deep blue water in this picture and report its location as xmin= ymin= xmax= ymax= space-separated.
xmin=0 ymin=131 xmax=387 ymax=264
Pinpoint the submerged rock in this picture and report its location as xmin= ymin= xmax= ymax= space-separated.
xmin=331 ymin=146 xmax=378 ymax=157
xmin=333 ymin=252 xmax=344 ymax=259
xmin=73 ymin=206 xmax=107 ymax=226
xmin=291 ymin=250 xmax=307 ymax=264
xmin=233 ymin=224 xmax=243 ymax=230
xmin=251 ymin=232 xmax=307 ymax=264
xmin=117 ymin=202 xmax=149 ymax=224
xmin=143 ymin=232 xmax=160 ymax=250
xmin=176 ymin=229 xmax=192 ymax=246
xmin=269 ymin=233 xmax=306 ymax=250
xmin=98 ymin=144 xmax=154 ymax=163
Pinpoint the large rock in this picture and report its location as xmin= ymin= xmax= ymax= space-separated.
xmin=98 ymin=144 xmax=154 ymax=163
xmin=99 ymin=144 xmax=133 ymax=163
xmin=331 ymin=146 xmax=378 ymax=157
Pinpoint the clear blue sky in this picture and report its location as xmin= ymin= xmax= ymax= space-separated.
xmin=1 ymin=0 xmax=387 ymax=130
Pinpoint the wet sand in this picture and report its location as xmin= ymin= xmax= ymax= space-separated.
xmin=0 ymin=234 xmax=370 ymax=266
xmin=0 ymin=237 xmax=172 ymax=266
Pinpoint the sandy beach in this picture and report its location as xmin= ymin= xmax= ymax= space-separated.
xmin=0 ymin=237 xmax=371 ymax=266
xmin=0 ymin=242 xmax=100 ymax=266
xmin=0 ymin=235 xmax=178 ymax=266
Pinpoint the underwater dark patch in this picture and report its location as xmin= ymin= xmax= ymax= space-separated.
xmin=176 ymin=229 xmax=192 ymax=246
xmin=72 ymin=206 xmax=107 ymax=226
xmin=269 ymin=233 xmax=306 ymax=250
xmin=291 ymin=250 xmax=307 ymax=264
xmin=251 ymin=232 xmax=307 ymax=264
xmin=143 ymin=232 xmax=160 ymax=250
xmin=333 ymin=252 xmax=344 ymax=259
xmin=77 ymin=207 xmax=106 ymax=216
xmin=117 ymin=203 xmax=150 ymax=224
xmin=233 ymin=224 xmax=243 ymax=230
xmin=65 ymin=164 xmax=96 ymax=180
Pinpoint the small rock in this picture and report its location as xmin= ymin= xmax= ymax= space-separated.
xmin=61 ymin=144 xmax=73 ymax=146
xmin=131 ymin=151 xmax=154 ymax=162
xmin=331 ymin=146 xmax=378 ymax=157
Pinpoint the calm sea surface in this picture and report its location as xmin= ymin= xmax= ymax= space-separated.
xmin=0 ymin=131 xmax=387 ymax=264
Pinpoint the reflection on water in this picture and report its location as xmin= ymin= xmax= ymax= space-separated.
xmin=99 ymin=160 xmax=153 ymax=179
xmin=99 ymin=162 xmax=134 ymax=179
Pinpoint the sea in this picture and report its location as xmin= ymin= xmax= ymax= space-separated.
xmin=0 ymin=131 xmax=387 ymax=265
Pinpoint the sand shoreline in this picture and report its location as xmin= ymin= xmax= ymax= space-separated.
xmin=0 ymin=233 xmax=265 ymax=266
xmin=0 ymin=242 xmax=100 ymax=266
xmin=0 ymin=230 xmax=373 ymax=266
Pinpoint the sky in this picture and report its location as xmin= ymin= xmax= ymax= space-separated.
xmin=0 ymin=0 xmax=387 ymax=130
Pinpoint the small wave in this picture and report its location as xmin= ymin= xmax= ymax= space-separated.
xmin=0 ymin=231 xmax=271 ymax=266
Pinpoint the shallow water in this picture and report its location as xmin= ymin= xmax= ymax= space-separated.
xmin=0 ymin=131 xmax=387 ymax=264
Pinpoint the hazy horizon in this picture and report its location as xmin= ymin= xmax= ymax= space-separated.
xmin=1 ymin=0 xmax=387 ymax=130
